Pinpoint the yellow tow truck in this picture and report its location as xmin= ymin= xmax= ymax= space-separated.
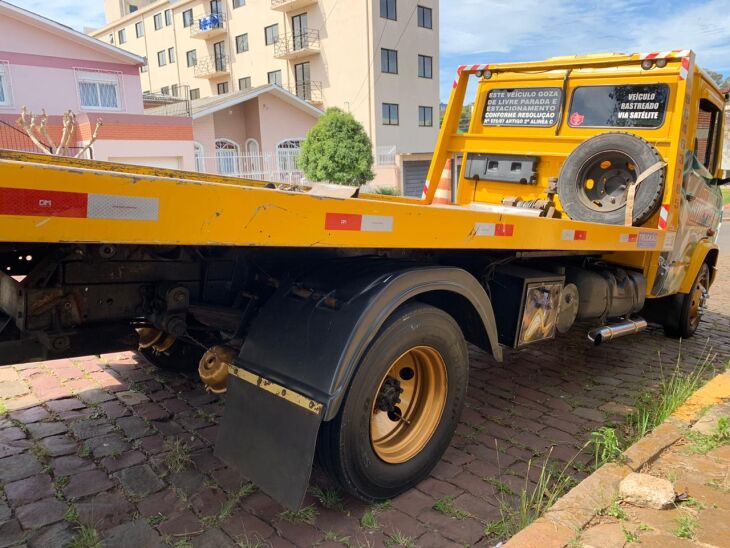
xmin=0 ymin=50 xmax=724 ymax=509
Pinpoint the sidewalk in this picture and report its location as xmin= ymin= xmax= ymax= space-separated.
xmin=506 ymin=370 xmax=730 ymax=547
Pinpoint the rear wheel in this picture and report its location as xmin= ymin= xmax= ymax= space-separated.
xmin=664 ymin=263 xmax=710 ymax=339
xmin=317 ymin=303 xmax=468 ymax=501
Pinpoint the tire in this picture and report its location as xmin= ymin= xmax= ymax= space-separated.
xmin=664 ymin=263 xmax=710 ymax=339
xmin=138 ymin=339 xmax=204 ymax=371
xmin=557 ymin=132 xmax=665 ymax=226
xmin=317 ymin=303 xmax=469 ymax=502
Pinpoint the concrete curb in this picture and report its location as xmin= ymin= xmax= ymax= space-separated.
xmin=504 ymin=369 xmax=730 ymax=548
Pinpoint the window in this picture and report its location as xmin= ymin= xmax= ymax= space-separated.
xmin=568 ymin=84 xmax=669 ymax=129
xmin=383 ymin=103 xmax=399 ymax=125
xmin=419 ymin=106 xmax=433 ymax=127
xmin=695 ymin=99 xmax=722 ymax=172
xmin=157 ymin=50 xmax=167 ymax=67
xmin=216 ymin=139 xmax=240 ymax=175
xmin=108 ymin=33 xmax=114 ymax=45
xmin=236 ymin=33 xmax=249 ymax=53
xmin=129 ymin=4 xmax=138 ymax=13
xmin=153 ymin=13 xmax=162 ymax=30
xmin=160 ymin=86 xmax=170 ymax=95
xmin=164 ymin=9 xmax=172 ymax=26
xmin=265 ymin=24 xmax=279 ymax=45
xmin=239 ymin=77 xmax=251 ymax=91
xmin=380 ymin=0 xmax=396 ymax=20
xmin=168 ymin=47 xmax=176 ymax=64
xmin=417 ymin=5 xmax=432 ymax=28
xmin=0 ymin=63 xmax=11 ymax=106
xmin=77 ymin=70 xmax=120 ymax=110
xmin=233 ymin=0 xmax=245 ymax=7
xmin=135 ymin=21 xmax=144 ymax=37
xmin=182 ymin=9 xmax=193 ymax=27
xmin=217 ymin=82 xmax=229 ymax=95
xmin=186 ymin=50 xmax=197 ymax=67
xmin=140 ymin=60 xmax=148 ymax=73
xmin=381 ymin=48 xmax=398 ymax=74
xmin=118 ymin=28 xmax=126 ymax=44
xmin=268 ymin=70 xmax=282 ymax=86
xmin=190 ymin=88 xmax=201 ymax=100
xmin=418 ymin=55 xmax=432 ymax=79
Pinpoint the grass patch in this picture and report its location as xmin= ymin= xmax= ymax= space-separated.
xmin=163 ymin=438 xmax=192 ymax=473
xmin=280 ymin=504 xmax=318 ymax=525
xmin=146 ymin=513 xmax=166 ymax=526
xmin=310 ymin=486 xmax=343 ymax=510
xmin=369 ymin=186 xmax=401 ymax=196
xmin=68 ymin=525 xmax=101 ymax=548
xmin=202 ymin=483 xmax=257 ymax=527
xmin=235 ymin=533 xmax=271 ymax=548
xmin=64 ymin=505 xmax=79 ymax=523
xmin=706 ymin=477 xmax=730 ymax=493
xmin=622 ymin=526 xmax=639 ymax=543
xmin=590 ymin=352 xmax=713 ymax=468
xmin=360 ymin=510 xmax=379 ymax=530
xmin=0 ymin=401 xmax=7 ymax=415
xmin=684 ymin=417 xmax=730 ymax=454
xmin=432 ymin=496 xmax=470 ymax=519
xmin=485 ymin=478 xmax=515 ymax=496
xmin=673 ymin=514 xmax=697 ymax=539
xmin=483 ymin=451 xmax=578 ymax=541
xmin=386 ymin=531 xmax=416 ymax=547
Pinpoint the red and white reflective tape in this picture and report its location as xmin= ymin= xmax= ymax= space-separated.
xmin=619 ymin=233 xmax=638 ymax=243
xmin=0 ymin=188 xmax=159 ymax=221
xmin=561 ymin=229 xmax=587 ymax=241
xmin=679 ymin=57 xmax=690 ymax=80
xmin=452 ymin=64 xmax=490 ymax=89
xmin=638 ymin=50 xmax=690 ymax=60
xmin=474 ymin=222 xmax=514 ymax=237
xmin=658 ymin=204 xmax=670 ymax=230
xmin=325 ymin=213 xmax=393 ymax=233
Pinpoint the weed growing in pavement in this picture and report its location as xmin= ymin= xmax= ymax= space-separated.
xmin=0 ymin=401 xmax=7 ymax=415
xmin=684 ymin=417 xmax=730 ymax=454
xmin=201 ymin=483 xmax=257 ymax=527
xmin=146 ymin=513 xmax=166 ymax=526
xmin=280 ymin=504 xmax=318 ymax=525
xmin=432 ymin=496 xmax=470 ymax=519
xmin=163 ymin=438 xmax=192 ymax=473
xmin=385 ymin=531 xmax=416 ymax=547
xmin=591 ymin=427 xmax=623 ymax=469
xmin=235 ymin=532 xmax=272 ymax=548
xmin=484 ymin=477 xmax=515 ymax=496
xmin=64 ymin=505 xmax=79 ymax=523
xmin=673 ymin=514 xmax=697 ymax=539
xmin=360 ymin=510 xmax=379 ymax=530
xmin=622 ymin=526 xmax=639 ymax=543
xmin=173 ymin=539 xmax=193 ymax=548
xmin=638 ymin=523 xmax=652 ymax=531
xmin=598 ymin=498 xmax=628 ymax=521
xmin=31 ymin=443 xmax=51 ymax=464
xmin=68 ymin=525 xmax=101 ymax=548
xmin=324 ymin=531 xmax=351 ymax=545
xmin=589 ymin=350 xmax=715 ymax=468
xmin=310 ymin=486 xmax=344 ymax=510
xmin=483 ymin=447 xmax=579 ymax=541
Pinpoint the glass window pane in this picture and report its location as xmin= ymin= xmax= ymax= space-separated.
xmin=0 ymin=74 xmax=5 ymax=104
xmin=79 ymin=82 xmax=99 ymax=107
xmin=98 ymin=83 xmax=118 ymax=108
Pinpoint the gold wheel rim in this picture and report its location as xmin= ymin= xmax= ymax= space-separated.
xmin=689 ymin=267 xmax=708 ymax=328
xmin=370 ymin=346 xmax=448 ymax=464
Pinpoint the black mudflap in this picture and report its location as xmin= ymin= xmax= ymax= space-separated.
xmin=214 ymin=375 xmax=323 ymax=510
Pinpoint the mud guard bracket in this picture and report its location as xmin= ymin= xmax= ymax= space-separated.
xmin=215 ymin=373 xmax=323 ymax=511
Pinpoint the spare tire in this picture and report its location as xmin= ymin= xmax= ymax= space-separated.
xmin=557 ymin=132 xmax=664 ymax=225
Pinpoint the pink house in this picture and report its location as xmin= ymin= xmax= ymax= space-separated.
xmin=0 ymin=0 xmax=194 ymax=169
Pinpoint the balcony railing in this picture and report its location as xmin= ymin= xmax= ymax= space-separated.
xmin=289 ymin=81 xmax=323 ymax=104
xmin=142 ymin=85 xmax=192 ymax=117
xmin=194 ymin=55 xmax=230 ymax=78
xmin=271 ymin=0 xmax=318 ymax=11
xmin=190 ymin=11 xmax=227 ymax=39
xmin=273 ymin=30 xmax=320 ymax=59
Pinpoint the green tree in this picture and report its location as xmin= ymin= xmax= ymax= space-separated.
xmin=299 ymin=107 xmax=374 ymax=185
xmin=705 ymin=69 xmax=723 ymax=85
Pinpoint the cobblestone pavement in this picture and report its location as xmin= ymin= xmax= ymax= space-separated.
xmin=0 ymin=243 xmax=728 ymax=547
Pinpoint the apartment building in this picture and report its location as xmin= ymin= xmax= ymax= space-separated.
xmin=90 ymin=0 xmax=440 ymax=190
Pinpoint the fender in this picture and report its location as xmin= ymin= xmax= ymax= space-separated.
xmin=679 ymin=240 xmax=719 ymax=293
xmin=235 ymin=260 xmax=501 ymax=421
xmin=214 ymin=260 xmax=501 ymax=509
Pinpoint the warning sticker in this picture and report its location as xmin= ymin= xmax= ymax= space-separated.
xmin=482 ymin=87 xmax=562 ymax=127
xmin=637 ymin=232 xmax=659 ymax=249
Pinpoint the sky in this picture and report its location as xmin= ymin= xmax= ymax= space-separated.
xmin=10 ymin=0 xmax=730 ymax=102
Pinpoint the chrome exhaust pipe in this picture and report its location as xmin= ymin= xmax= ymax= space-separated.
xmin=588 ymin=318 xmax=648 ymax=345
